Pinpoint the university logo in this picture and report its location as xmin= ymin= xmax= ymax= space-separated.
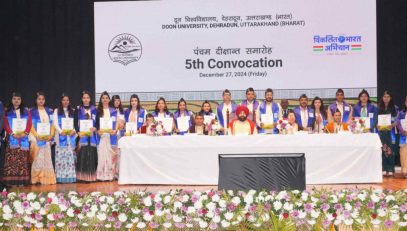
xmin=312 ymin=34 xmax=362 ymax=54
xmin=108 ymin=33 xmax=142 ymax=65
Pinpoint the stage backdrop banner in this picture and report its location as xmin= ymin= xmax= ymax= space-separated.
xmin=94 ymin=0 xmax=376 ymax=100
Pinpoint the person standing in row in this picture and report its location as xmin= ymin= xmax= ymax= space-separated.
xmin=2 ymin=92 xmax=31 ymax=186
xmin=217 ymin=89 xmax=237 ymax=134
xmin=95 ymin=91 xmax=118 ymax=181
xmin=53 ymin=94 xmax=76 ymax=183
xmin=124 ymin=94 xmax=146 ymax=134
xmin=174 ymin=98 xmax=194 ymax=134
xmin=30 ymin=91 xmax=56 ymax=185
xmin=353 ymin=89 xmax=378 ymax=132
xmin=328 ymin=88 xmax=353 ymax=123
xmin=294 ymin=94 xmax=314 ymax=131
xmin=397 ymin=96 xmax=407 ymax=178
xmin=256 ymin=88 xmax=282 ymax=134
xmin=378 ymin=90 xmax=399 ymax=177
xmin=240 ymin=87 xmax=259 ymax=121
xmin=200 ymin=101 xmax=217 ymax=126
xmin=75 ymin=91 xmax=98 ymax=182
xmin=151 ymin=97 xmax=174 ymax=134
xmin=310 ymin=97 xmax=328 ymax=133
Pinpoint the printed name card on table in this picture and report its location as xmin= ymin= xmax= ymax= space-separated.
xmin=176 ymin=117 xmax=190 ymax=132
xmin=37 ymin=123 xmax=51 ymax=136
xmin=61 ymin=118 xmax=74 ymax=131
xmin=378 ymin=114 xmax=391 ymax=126
xmin=12 ymin=118 xmax=27 ymax=134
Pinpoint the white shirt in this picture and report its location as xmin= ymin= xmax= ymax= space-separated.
xmin=300 ymin=107 xmax=308 ymax=128
xmin=245 ymin=101 xmax=254 ymax=113
xmin=129 ymin=110 xmax=138 ymax=123
xmin=15 ymin=109 xmax=21 ymax=119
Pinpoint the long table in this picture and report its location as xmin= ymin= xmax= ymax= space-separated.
xmin=118 ymin=134 xmax=383 ymax=185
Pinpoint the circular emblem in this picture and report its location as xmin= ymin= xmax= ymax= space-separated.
xmin=108 ymin=33 xmax=142 ymax=66
xmin=338 ymin=36 xmax=345 ymax=43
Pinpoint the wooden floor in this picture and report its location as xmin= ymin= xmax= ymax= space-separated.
xmin=9 ymin=173 xmax=407 ymax=193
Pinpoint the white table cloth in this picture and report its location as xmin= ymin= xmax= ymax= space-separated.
xmin=118 ymin=133 xmax=383 ymax=185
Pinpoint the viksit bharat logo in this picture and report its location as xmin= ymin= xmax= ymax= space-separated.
xmin=108 ymin=33 xmax=142 ymax=66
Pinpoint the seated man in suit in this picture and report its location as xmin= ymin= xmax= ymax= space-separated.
xmin=326 ymin=109 xmax=349 ymax=133
xmin=189 ymin=112 xmax=207 ymax=135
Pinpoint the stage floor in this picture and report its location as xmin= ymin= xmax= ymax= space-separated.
xmin=9 ymin=174 xmax=407 ymax=193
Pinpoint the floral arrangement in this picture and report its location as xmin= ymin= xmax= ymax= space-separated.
xmin=207 ymin=119 xmax=221 ymax=136
xmin=1 ymin=188 xmax=405 ymax=230
xmin=350 ymin=118 xmax=368 ymax=133
xmin=277 ymin=119 xmax=293 ymax=134
xmin=148 ymin=121 xmax=167 ymax=136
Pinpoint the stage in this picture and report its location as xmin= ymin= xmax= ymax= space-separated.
xmin=11 ymin=174 xmax=407 ymax=193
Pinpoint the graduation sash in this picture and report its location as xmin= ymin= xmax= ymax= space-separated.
xmin=294 ymin=106 xmax=314 ymax=129
xmin=240 ymin=100 xmax=259 ymax=111
xmin=151 ymin=111 xmax=172 ymax=118
xmin=258 ymin=101 xmax=279 ymax=134
xmin=78 ymin=105 xmax=97 ymax=147
xmin=7 ymin=108 xmax=30 ymax=150
xmin=216 ymin=102 xmax=237 ymax=128
xmin=174 ymin=110 xmax=193 ymax=130
xmin=398 ymin=111 xmax=407 ymax=145
xmin=124 ymin=108 xmax=146 ymax=129
xmin=30 ymin=107 xmax=53 ymax=148
xmin=97 ymin=107 xmax=118 ymax=148
xmin=353 ymin=103 xmax=378 ymax=132
xmin=329 ymin=101 xmax=351 ymax=123
xmin=56 ymin=110 xmax=76 ymax=149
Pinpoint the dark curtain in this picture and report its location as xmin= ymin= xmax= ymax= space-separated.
xmin=377 ymin=0 xmax=407 ymax=106
xmin=0 ymin=0 xmax=95 ymax=108
xmin=0 ymin=0 xmax=406 ymax=108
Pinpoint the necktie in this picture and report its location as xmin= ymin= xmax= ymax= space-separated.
xmin=361 ymin=107 xmax=367 ymax=117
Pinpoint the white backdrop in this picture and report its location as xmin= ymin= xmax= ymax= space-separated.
xmin=94 ymin=0 xmax=376 ymax=99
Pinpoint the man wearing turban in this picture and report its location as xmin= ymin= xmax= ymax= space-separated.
xmin=228 ymin=105 xmax=257 ymax=135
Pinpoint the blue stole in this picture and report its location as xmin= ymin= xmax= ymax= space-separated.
xmin=56 ymin=110 xmax=76 ymax=149
xmin=258 ymin=101 xmax=280 ymax=134
xmin=97 ymin=107 xmax=118 ymax=148
xmin=30 ymin=107 xmax=54 ymax=148
xmin=151 ymin=111 xmax=173 ymax=118
xmin=124 ymin=108 xmax=146 ymax=129
xmin=353 ymin=103 xmax=378 ymax=132
xmin=78 ymin=105 xmax=97 ymax=147
xmin=293 ymin=106 xmax=314 ymax=129
xmin=329 ymin=101 xmax=351 ymax=123
xmin=398 ymin=111 xmax=407 ymax=145
xmin=240 ymin=100 xmax=259 ymax=111
xmin=216 ymin=102 xmax=237 ymax=128
xmin=7 ymin=108 xmax=30 ymax=150
xmin=391 ymin=106 xmax=399 ymax=144
xmin=174 ymin=110 xmax=193 ymax=129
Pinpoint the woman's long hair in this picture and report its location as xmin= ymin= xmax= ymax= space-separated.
xmin=57 ymin=93 xmax=74 ymax=117
xmin=6 ymin=92 xmax=25 ymax=115
xmin=97 ymin=91 xmax=111 ymax=116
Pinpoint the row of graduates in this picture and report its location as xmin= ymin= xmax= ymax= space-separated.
xmin=1 ymin=87 xmax=407 ymax=186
